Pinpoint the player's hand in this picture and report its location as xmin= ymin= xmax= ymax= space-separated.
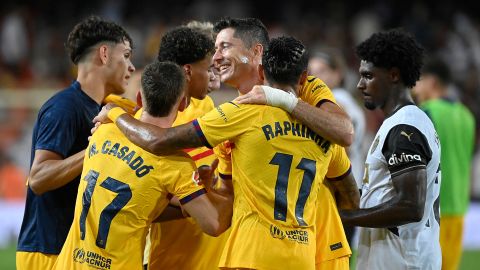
xmin=89 ymin=121 xmax=102 ymax=136
xmin=233 ymin=85 xmax=266 ymax=105
xmin=93 ymin=103 xmax=118 ymax=125
xmin=196 ymin=159 xmax=219 ymax=191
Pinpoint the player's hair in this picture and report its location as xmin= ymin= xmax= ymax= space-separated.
xmin=263 ymin=36 xmax=308 ymax=86
xmin=65 ymin=15 xmax=132 ymax=64
xmin=422 ymin=56 xmax=451 ymax=86
xmin=157 ymin=26 xmax=214 ymax=65
xmin=185 ymin=20 xmax=216 ymax=41
xmin=141 ymin=61 xmax=185 ymax=117
xmin=213 ymin=17 xmax=269 ymax=49
xmin=356 ymin=29 xmax=424 ymax=88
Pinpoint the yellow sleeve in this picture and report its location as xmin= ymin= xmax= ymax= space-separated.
xmin=103 ymin=94 xmax=139 ymax=115
xmin=325 ymin=144 xmax=351 ymax=179
xmin=163 ymin=156 xmax=206 ymax=205
xmin=298 ymin=76 xmax=336 ymax=106
xmin=194 ymin=102 xmax=259 ymax=148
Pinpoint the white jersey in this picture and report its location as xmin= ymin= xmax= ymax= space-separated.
xmin=333 ymin=88 xmax=366 ymax=183
xmin=357 ymin=104 xmax=441 ymax=270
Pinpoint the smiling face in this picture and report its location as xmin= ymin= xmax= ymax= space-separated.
xmin=105 ymin=40 xmax=135 ymax=95
xmin=357 ymin=60 xmax=392 ymax=110
xmin=213 ymin=28 xmax=253 ymax=88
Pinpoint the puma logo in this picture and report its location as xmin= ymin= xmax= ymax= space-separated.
xmin=401 ymin=131 xmax=413 ymax=141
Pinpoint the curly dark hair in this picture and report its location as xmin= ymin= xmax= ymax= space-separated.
xmin=157 ymin=27 xmax=214 ymax=65
xmin=141 ymin=61 xmax=186 ymax=117
xmin=356 ymin=29 xmax=425 ymax=88
xmin=213 ymin=17 xmax=269 ymax=49
xmin=263 ymin=36 xmax=308 ymax=86
xmin=65 ymin=15 xmax=132 ymax=64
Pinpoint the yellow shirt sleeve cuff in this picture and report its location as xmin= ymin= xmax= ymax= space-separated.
xmin=108 ymin=107 xmax=127 ymax=123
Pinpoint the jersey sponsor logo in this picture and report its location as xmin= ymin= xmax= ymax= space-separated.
xmin=329 ymin=242 xmax=343 ymax=251
xmin=400 ymin=131 xmax=414 ymax=141
xmin=100 ymin=140 xmax=154 ymax=178
xmin=269 ymin=224 xmax=309 ymax=244
xmin=262 ymin=121 xmax=331 ymax=153
xmin=311 ymin=83 xmax=326 ymax=94
xmin=215 ymin=106 xmax=228 ymax=122
xmin=73 ymin=248 xmax=112 ymax=269
xmin=388 ymin=152 xmax=422 ymax=166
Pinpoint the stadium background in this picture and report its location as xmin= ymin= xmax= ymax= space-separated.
xmin=0 ymin=0 xmax=479 ymax=269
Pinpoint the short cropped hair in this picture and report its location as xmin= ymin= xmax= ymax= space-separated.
xmin=141 ymin=61 xmax=186 ymax=117
xmin=157 ymin=26 xmax=214 ymax=65
xmin=422 ymin=56 xmax=451 ymax=86
xmin=185 ymin=20 xmax=216 ymax=41
xmin=213 ymin=17 xmax=269 ymax=49
xmin=356 ymin=29 xmax=425 ymax=88
xmin=263 ymin=36 xmax=308 ymax=85
xmin=65 ymin=15 xmax=132 ymax=64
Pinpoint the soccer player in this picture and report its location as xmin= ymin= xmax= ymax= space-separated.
xmin=340 ymin=29 xmax=442 ymax=269
xmin=413 ymin=57 xmax=475 ymax=270
xmin=16 ymin=16 xmax=135 ymax=270
xmin=52 ymin=61 xmax=233 ymax=270
xmin=142 ymin=25 xmax=230 ymax=270
xmin=96 ymin=35 xmax=359 ymax=270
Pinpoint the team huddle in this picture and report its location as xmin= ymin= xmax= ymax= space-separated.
xmin=17 ymin=15 xmax=445 ymax=270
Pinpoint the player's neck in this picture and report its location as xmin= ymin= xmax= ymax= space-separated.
xmin=139 ymin=112 xmax=176 ymax=129
xmin=236 ymin=69 xmax=263 ymax=95
xmin=76 ymin=66 xmax=108 ymax=105
xmin=268 ymin=82 xmax=297 ymax=96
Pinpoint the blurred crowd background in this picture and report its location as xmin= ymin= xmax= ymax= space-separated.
xmin=0 ymin=0 xmax=479 ymax=267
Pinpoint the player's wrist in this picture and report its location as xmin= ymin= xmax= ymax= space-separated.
xmin=261 ymin=85 xmax=298 ymax=113
xmin=108 ymin=107 xmax=127 ymax=123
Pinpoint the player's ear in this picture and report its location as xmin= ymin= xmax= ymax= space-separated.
xmin=99 ymin=44 xmax=109 ymax=65
xmin=183 ymin=64 xmax=192 ymax=82
xmin=252 ymin=43 xmax=263 ymax=65
xmin=390 ymin=67 xmax=401 ymax=84
xmin=257 ymin=64 xmax=265 ymax=82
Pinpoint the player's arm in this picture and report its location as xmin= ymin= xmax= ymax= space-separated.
xmin=29 ymin=149 xmax=85 ymax=195
xmin=181 ymin=189 xmax=233 ymax=236
xmin=329 ymin=172 xmax=360 ymax=210
xmin=340 ymin=124 xmax=431 ymax=227
xmin=234 ymin=85 xmax=354 ymax=146
xmin=340 ymin=169 xmax=426 ymax=227
xmin=93 ymin=105 xmax=204 ymax=155
xmin=325 ymin=145 xmax=359 ymax=210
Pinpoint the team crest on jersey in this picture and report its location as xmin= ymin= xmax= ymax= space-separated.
xmin=192 ymin=170 xmax=200 ymax=186
xmin=370 ymin=136 xmax=380 ymax=154
xmin=269 ymin=224 xmax=309 ymax=244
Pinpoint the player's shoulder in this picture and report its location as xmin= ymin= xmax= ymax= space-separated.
xmin=160 ymin=151 xmax=196 ymax=170
xmin=301 ymin=75 xmax=329 ymax=94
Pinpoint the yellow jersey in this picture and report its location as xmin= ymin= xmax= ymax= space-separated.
xmin=148 ymin=96 xmax=231 ymax=270
xmin=52 ymin=124 xmax=204 ymax=270
xmin=195 ymin=101 xmax=351 ymax=270
xmin=299 ymin=76 xmax=352 ymax=263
